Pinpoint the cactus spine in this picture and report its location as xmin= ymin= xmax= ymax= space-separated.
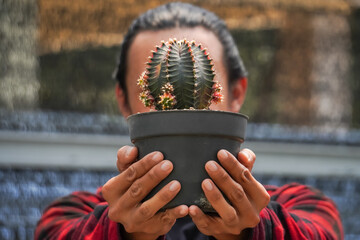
xmin=138 ymin=39 xmax=222 ymax=110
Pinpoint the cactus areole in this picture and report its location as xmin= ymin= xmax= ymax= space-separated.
xmin=127 ymin=39 xmax=248 ymax=213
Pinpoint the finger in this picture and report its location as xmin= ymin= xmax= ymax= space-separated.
xmin=202 ymin=175 xmax=260 ymax=232
xmin=163 ymin=204 xmax=189 ymax=220
xmin=238 ymin=169 xmax=270 ymax=211
xmin=217 ymin=149 xmax=249 ymax=184
xmin=102 ymin=151 xmax=163 ymax=202
xmin=123 ymin=160 xmax=173 ymax=208
xmin=201 ymin=179 xmax=238 ymax=227
xmin=134 ymin=180 xmax=182 ymax=220
xmin=117 ymin=146 xmax=138 ymax=172
xmin=189 ymin=205 xmax=210 ymax=233
xmin=158 ymin=205 xmax=189 ymax=228
xmin=205 ymin=163 xmax=258 ymax=226
xmin=218 ymin=150 xmax=269 ymax=211
xmin=205 ymin=161 xmax=250 ymax=214
xmin=189 ymin=205 xmax=218 ymax=236
xmin=237 ymin=148 xmax=256 ymax=172
xmin=190 ymin=204 xmax=247 ymax=237
xmin=142 ymin=205 xmax=188 ymax=236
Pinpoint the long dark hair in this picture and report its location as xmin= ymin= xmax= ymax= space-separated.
xmin=113 ymin=2 xmax=247 ymax=93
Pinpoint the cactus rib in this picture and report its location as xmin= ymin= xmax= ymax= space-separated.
xmin=138 ymin=38 xmax=222 ymax=110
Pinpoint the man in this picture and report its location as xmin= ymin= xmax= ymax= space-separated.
xmin=35 ymin=2 xmax=343 ymax=240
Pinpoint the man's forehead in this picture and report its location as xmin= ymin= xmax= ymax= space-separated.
xmin=126 ymin=26 xmax=228 ymax=91
xmin=131 ymin=27 xmax=224 ymax=56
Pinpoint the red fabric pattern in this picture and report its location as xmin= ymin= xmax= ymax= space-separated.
xmin=35 ymin=183 xmax=343 ymax=240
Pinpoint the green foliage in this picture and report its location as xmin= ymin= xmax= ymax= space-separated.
xmin=349 ymin=9 xmax=360 ymax=128
xmin=39 ymin=46 xmax=118 ymax=114
xmin=231 ymin=29 xmax=278 ymax=123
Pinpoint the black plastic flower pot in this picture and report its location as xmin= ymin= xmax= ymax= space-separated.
xmin=127 ymin=110 xmax=248 ymax=213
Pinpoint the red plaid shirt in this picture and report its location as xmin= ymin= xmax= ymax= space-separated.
xmin=35 ymin=183 xmax=343 ymax=240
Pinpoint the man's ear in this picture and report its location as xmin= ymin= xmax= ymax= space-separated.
xmin=115 ymin=83 xmax=131 ymax=118
xmin=230 ymin=77 xmax=248 ymax=113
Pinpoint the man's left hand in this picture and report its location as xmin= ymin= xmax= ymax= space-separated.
xmin=189 ymin=149 xmax=270 ymax=240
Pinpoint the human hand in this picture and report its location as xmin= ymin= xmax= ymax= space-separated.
xmin=235 ymin=148 xmax=256 ymax=172
xmin=116 ymin=146 xmax=138 ymax=172
xmin=189 ymin=149 xmax=270 ymax=240
xmin=102 ymin=150 xmax=188 ymax=240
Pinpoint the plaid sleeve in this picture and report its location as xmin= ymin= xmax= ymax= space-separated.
xmin=251 ymin=183 xmax=343 ymax=240
xmin=34 ymin=188 xmax=122 ymax=240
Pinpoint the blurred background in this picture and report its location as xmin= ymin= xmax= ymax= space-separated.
xmin=1 ymin=0 xmax=360 ymax=239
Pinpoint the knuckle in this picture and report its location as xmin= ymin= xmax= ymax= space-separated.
xmin=198 ymin=222 xmax=209 ymax=229
xmin=248 ymin=215 xmax=260 ymax=228
xmin=159 ymin=211 xmax=177 ymax=228
xmin=148 ymin=168 xmax=160 ymax=181
xmin=138 ymin=204 xmax=152 ymax=219
xmin=129 ymin=181 xmax=143 ymax=198
xmin=125 ymin=165 xmax=137 ymax=182
xmin=218 ymin=170 xmax=230 ymax=182
xmin=136 ymin=160 xmax=148 ymax=174
xmin=239 ymin=169 xmax=248 ymax=182
xmin=210 ymin=190 xmax=223 ymax=203
xmin=230 ymin=186 xmax=245 ymax=202
xmin=160 ymin=215 xmax=173 ymax=225
xmin=197 ymin=224 xmax=211 ymax=236
xmin=238 ymin=168 xmax=251 ymax=184
xmin=229 ymin=158 xmax=239 ymax=170
xmin=223 ymin=211 xmax=237 ymax=226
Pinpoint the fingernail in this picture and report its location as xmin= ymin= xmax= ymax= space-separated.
xmin=207 ymin=161 xmax=218 ymax=172
xmin=152 ymin=152 xmax=162 ymax=162
xmin=126 ymin=147 xmax=133 ymax=158
xmin=204 ymin=180 xmax=213 ymax=191
xmin=189 ymin=207 xmax=196 ymax=216
xmin=161 ymin=161 xmax=171 ymax=171
xmin=243 ymin=150 xmax=252 ymax=161
xmin=179 ymin=206 xmax=187 ymax=215
xmin=218 ymin=150 xmax=228 ymax=159
xmin=169 ymin=181 xmax=179 ymax=191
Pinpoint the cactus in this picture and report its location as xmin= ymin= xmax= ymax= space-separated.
xmin=137 ymin=39 xmax=223 ymax=110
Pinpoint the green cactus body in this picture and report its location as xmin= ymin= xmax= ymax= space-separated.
xmin=146 ymin=41 xmax=169 ymax=106
xmin=191 ymin=42 xmax=215 ymax=109
xmin=138 ymin=39 xmax=222 ymax=110
xmin=167 ymin=39 xmax=195 ymax=109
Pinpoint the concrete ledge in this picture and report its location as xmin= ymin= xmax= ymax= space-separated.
xmin=0 ymin=130 xmax=130 ymax=170
xmin=1 ymin=130 xmax=359 ymax=176
xmin=242 ymin=141 xmax=360 ymax=177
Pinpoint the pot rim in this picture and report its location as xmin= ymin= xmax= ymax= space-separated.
xmin=127 ymin=109 xmax=249 ymax=121
xmin=127 ymin=109 xmax=248 ymax=142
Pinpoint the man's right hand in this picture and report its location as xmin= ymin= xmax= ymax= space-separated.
xmin=102 ymin=146 xmax=188 ymax=240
